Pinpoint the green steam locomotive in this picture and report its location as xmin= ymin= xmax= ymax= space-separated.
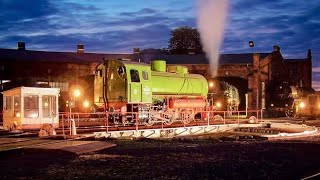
xmin=93 ymin=59 xmax=209 ymax=125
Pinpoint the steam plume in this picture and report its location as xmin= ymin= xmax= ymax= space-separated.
xmin=196 ymin=0 xmax=229 ymax=77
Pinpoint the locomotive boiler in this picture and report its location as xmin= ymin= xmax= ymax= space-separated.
xmin=93 ymin=59 xmax=208 ymax=125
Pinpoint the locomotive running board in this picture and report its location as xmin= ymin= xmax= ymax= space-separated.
xmin=92 ymin=124 xmax=240 ymax=139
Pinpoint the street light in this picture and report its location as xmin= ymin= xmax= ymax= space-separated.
xmin=209 ymin=82 xmax=214 ymax=88
xmin=68 ymin=88 xmax=81 ymax=136
xmin=83 ymin=100 xmax=89 ymax=108
xmin=73 ymin=89 xmax=81 ymax=98
xmin=249 ymin=41 xmax=254 ymax=47
xmin=249 ymin=41 xmax=254 ymax=54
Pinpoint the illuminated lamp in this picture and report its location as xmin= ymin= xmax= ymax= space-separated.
xmin=83 ymin=100 xmax=89 ymax=108
xmin=16 ymin=112 xmax=21 ymax=118
xmin=299 ymin=102 xmax=305 ymax=108
xmin=249 ymin=41 xmax=254 ymax=47
xmin=216 ymin=102 xmax=222 ymax=108
xmin=73 ymin=89 xmax=81 ymax=98
xmin=249 ymin=41 xmax=254 ymax=54
xmin=209 ymin=82 xmax=214 ymax=88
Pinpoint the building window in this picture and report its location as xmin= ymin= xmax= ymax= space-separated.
xmin=36 ymin=81 xmax=69 ymax=92
xmin=4 ymin=96 xmax=12 ymax=110
xmin=42 ymin=95 xmax=57 ymax=118
xmin=48 ymin=82 xmax=69 ymax=92
xmin=24 ymin=95 xmax=39 ymax=118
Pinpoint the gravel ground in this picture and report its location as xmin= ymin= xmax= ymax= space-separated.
xmin=1 ymin=135 xmax=320 ymax=179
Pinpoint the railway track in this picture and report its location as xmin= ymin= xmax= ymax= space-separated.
xmin=0 ymin=136 xmax=69 ymax=152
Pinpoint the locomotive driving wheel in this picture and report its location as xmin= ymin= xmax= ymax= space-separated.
xmin=180 ymin=109 xmax=194 ymax=124
xmin=163 ymin=110 xmax=174 ymax=125
xmin=144 ymin=112 xmax=156 ymax=126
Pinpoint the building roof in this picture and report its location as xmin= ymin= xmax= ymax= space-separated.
xmin=285 ymin=58 xmax=309 ymax=62
xmin=0 ymin=48 xmax=271 ymax=65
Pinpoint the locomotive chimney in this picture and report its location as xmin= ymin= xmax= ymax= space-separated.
xmin=77 ymin=43 xmax=84 ymax=53
xmin=17 ymin=42 xmax=25 ymax=50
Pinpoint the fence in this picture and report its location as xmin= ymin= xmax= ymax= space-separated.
xmin=58 ymin=109 xmax=264 ymax=135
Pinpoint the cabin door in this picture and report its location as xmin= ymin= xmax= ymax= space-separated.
xmin=129 ymin=69 xmax=142 ymax=103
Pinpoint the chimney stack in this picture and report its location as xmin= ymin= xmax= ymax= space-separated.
xmin=77 ymin=43 xmax=84 ymax=53
xmin=133 ymin=48 xmax=140 ymax=54
xmin=17 ymin=42 xmax=25 ymax=50
xmin=273 ymin=45 xmax=280 ymax=52
xmin=188 ymin=47 xmax=195 ymax=55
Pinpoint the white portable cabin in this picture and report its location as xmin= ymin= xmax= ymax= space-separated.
xmin=2 ymin=87 xmax=60 ymax=130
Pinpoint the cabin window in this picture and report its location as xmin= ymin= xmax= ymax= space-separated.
xmin=4 ymin=96 xmax=12 ymax=110
xmin=142 ymin=71 xmax=149 ymax=80
xmin=42 ymin=95 xmax=57 ymax=118
xmin=130 ymin=69 xmax=140 ymax=82
xmin=117 ymin=66 xmax=126 ymax=78
xmin=14 ymin=96 xmax=20 ymax=117
xmin=24 ymin=95 xmax=39 ymax=118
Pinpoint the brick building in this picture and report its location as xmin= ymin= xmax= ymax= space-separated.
xmin=0 ymin=43 xmax=313 ymax=112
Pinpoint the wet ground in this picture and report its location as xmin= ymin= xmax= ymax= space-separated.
xmin=1 ymin=134 xmax=320 ymax=179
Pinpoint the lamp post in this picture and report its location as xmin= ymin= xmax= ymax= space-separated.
xmin=68 ymin=88 xmax=80 ymax=136
xmin=247 ymin=41 xmax=255 ymax=115
xmin=249 ymin=41 xmax=254 ymax=53
xmin=72 ymin=88 xmax=80 ymax=112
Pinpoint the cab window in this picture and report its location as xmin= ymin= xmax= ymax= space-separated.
xmin=130 ymin=69 xmax=140 ymax=82
xmin=142 ymin=71 xmax=149 ymax=80
xmin=117 ymin=66 xmax=126 ymax=78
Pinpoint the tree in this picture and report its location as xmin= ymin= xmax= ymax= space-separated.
xmin=168 ymin=26 xmax=203 ymax=54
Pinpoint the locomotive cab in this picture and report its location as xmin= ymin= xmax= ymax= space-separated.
xmin=94 ymin=59 xmax=152 ymax=108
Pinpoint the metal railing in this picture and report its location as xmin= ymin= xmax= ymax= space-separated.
xmin=58 ymin=109 xmax=264 ymax=135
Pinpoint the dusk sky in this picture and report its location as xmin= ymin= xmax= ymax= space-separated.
xmin=1 ymin=0 xmax=320 ymax=89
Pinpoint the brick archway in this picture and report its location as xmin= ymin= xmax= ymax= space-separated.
xmin=215 ymin=76 xmax=248 ymax=110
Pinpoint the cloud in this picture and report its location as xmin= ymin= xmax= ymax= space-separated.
xmin=0 ymin=0 xmax=198 ymax=53
xmin=120 ymin=8 xmax=157 ymax=16
xmin=1 ymin=0 xmax=320 ymax=89
xmin=312 ymin=81 xmax=320 ymax=91
xmin=0 ymin=0 xmax=318 ymax=60
xmin=222 ymin=1 xmax=320 ymax=58
xmin=0 ymin=0 xmax=58 ymax=23
xmin=313 ymin=67 xmax=320 ymax=73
